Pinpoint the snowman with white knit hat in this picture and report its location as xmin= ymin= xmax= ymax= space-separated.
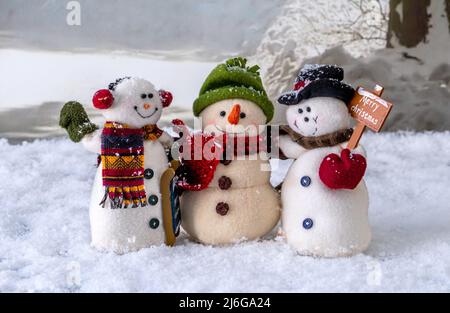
xmin=278 ymin=64 xmax=371 ymax=257
xmin=60 ymin=77 xmax=179 ymax=253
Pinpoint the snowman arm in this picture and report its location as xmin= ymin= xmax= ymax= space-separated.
xmin=158 ymin=131 xmax=174 ymax=150
xmin=278 ymin=135 xmax=306 ymax=159
xmin=81 ymin=129 xmax=102 ymax=154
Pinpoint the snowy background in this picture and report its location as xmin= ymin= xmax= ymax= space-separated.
xmin=1 ymin=132 xmax=450 ymax=292
xmin=1 ymin=0 xmax=450 ymax=292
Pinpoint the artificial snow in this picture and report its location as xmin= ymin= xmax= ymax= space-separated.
xmin=1 ymin=132 xmax=450 ymax=292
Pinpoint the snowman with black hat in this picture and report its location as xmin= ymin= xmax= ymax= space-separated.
xmin=278 ymin=64 xmax=371 ymax=257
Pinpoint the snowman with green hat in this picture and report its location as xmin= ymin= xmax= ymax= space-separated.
xmin=178 ymin=57 xmax=280 ymax=245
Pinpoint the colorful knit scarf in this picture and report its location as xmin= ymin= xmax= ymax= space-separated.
xmin=99 ymin=121 xmax=163 ymax=209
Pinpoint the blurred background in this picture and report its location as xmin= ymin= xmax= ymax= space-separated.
xmin=1 ymin=0 xmax=449 ymax=143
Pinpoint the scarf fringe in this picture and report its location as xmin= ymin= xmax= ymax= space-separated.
xmin=100 ymin=186 xmax=148 ymax=209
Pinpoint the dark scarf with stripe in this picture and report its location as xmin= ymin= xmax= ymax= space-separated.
xmin=100 ymin=121 xmax=163 ymax=209
xmin=280 ymin=125 xmax=353 ymax=150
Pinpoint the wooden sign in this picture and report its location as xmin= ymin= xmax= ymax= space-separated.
xmin=347 ymin=85 xmax=393 ymax=149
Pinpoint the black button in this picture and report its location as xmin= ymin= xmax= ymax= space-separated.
xmin=218 ymin=176 xmax=232 ymax=190
xmin=148 ymin=195 xmax=158 ymax=205
xmin=216 ymin=202 xmax=229 ymax=216
xmin=300 ymin=176 xmax=311 ymax=187
xmin=303 ymin=218 xmax=313 ymax=230
xmin=149 ymin=218 xmax=159 ymax=229
xmin=144 ymin=168 xmax=154 ymax=179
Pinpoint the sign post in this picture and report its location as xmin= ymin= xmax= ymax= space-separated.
xmin=347 ymin=85 xmax=393 ymax=150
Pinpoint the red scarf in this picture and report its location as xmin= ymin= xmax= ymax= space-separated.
xmin=218 ymin=134 xmax=266 ymax=158
xmin=176 ymin=132 xmax=268 ymax=191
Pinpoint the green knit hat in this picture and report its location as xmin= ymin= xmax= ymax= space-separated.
xmin=193 ymin=57 xmax=274 ymax=122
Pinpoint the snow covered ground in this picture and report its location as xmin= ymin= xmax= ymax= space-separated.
xmin=1 ymin=132 xmax=450 ymax=292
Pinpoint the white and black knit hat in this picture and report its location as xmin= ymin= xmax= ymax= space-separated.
xmin=278 ymin=64 xmax=355 ymax=105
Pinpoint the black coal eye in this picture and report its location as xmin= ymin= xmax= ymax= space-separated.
xmin=298 ymin=108 xmax=303 ymax=114
xmin=148 ymin=93 xmax=154 ymax=99
xmin=220 ymin=111 xmax=226 ymax=117
xmin=141 ymin=94 xmax=147 ymax=99
xmin=306 ymin=107 xmax=311 ymax=112
xmin=240 ymin=112 xmax=246 ymax=119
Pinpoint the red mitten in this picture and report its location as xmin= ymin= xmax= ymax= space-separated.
xmin=319 ymin=148 xmax=367 ymax=190
xmin=176 ymin=132 xmax=222 ymax=191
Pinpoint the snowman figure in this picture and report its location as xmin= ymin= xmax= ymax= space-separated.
xmin=278 ymin=65 xmax=370 ymax=257
xmin=60 ymin=77 xmax=175 ymax=253
xmin=179 ymin=57 xmax=280 ymax=245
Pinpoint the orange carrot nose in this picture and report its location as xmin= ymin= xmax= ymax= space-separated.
xmin=227 ymin=104 xmax=241 ymax=125
xmin=143 ymin=103 xmax=151 ymax=110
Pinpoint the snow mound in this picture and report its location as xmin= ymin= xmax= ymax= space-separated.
xmin=1 ymin=132 xmax=450 ymax=292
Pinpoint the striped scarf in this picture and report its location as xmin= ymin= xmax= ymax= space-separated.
xmin=100 ymin=121 xmax=163 ymax=209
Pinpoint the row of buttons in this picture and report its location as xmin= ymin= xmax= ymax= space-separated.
xmin=144 ymin=168 xmax=159 ymax=229
xmin=300 ymin=176 xmax=313 ymax=230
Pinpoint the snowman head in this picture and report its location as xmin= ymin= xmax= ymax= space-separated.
xmin=286 ymin=97 xmax=351 ymax=137
xmin=279 ymin=64 xmax=355 ymax=137
xmin=193 ymin=57 xmax=274 ymax=137
xmin=199 ymin=99 xmax=266 ymax=137
xmin=92 ymin=77 xmax=172 ymax=128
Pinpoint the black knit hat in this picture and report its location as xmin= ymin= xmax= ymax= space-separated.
xmin=278 ymin=64 xmax=355 ymax=105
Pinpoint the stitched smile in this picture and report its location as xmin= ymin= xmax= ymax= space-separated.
xmin=134 ymin=106 xmax=158 ymax=119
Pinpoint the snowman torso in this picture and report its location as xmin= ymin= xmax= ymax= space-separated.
xmin=90 ymin=139 xmax=168 ymax=253
xmin=281 ymin=144 xmax=370 ymax=257
xmin=181 ymin=153 xmax=280 ymax=245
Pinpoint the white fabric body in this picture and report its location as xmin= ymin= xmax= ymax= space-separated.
xmin=281 ymin=96 xmax=371 ymax=257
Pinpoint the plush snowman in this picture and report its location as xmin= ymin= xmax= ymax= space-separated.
xmin=278 ymin=65 xmax=370 ymax=257
xmin=59 ymin=77 xmax=176 ymax=254
xmin=178 ymin=57 xmax=280 ymax=245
